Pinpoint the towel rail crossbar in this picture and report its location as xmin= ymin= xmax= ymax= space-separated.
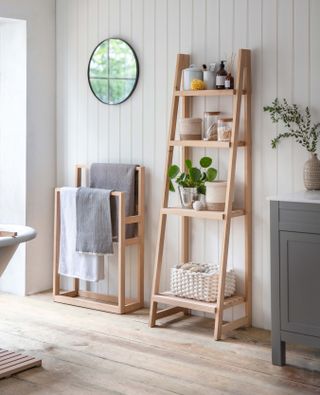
xmin=53 ymin=165 xmax=145 ymax=314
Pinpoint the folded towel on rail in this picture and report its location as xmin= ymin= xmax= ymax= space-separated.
xmin=59 ymin=187 xmax=104 ymax=282
xmin=89 ymin=163 xmax=137 ymax=239
xmin=76 ymin=187 xmax=113 ymax=255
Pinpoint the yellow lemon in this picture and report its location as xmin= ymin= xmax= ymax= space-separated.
xmin=191 ymin=79 xmax=205 ymax=90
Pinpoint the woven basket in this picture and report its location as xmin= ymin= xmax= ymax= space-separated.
xmin=170 ymin=263 xmax=236 ymax=302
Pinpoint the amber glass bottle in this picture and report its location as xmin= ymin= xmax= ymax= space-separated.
xmin=225 ymin=73 xmax=234 ymax=89
xmin=216 ymin=61 xmax=227 ymax=89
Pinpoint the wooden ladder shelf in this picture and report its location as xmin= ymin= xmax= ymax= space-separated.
xmin=149 ymin=49 xmax=252 ymax=340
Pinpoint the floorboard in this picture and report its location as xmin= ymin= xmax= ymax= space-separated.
xmin=0 ymin=292 xmax=319 ymax=394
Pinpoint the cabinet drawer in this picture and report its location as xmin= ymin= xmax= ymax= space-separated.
xmin=279 ymin=202 xmax=320 ymax=233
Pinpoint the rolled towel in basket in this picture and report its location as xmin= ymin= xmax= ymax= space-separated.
xmin=76 ymin=187 xmax=113 ymax=255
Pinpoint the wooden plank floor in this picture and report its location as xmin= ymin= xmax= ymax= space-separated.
xmin=0 ymin=292 xmax=319 ymax=394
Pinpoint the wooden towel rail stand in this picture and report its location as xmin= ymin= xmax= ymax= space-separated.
xmin=53 ymin=165 xmax=145 ymax=314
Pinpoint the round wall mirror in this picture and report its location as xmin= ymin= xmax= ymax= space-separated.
xmin=88 ymin=38 xmax=139 ymax=105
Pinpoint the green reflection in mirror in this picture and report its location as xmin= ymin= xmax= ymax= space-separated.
xmin=88 ymin=38 xmax=139 ymax=105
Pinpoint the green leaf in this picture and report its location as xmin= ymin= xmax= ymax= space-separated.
xmin=189 ymin=167 xmax=201 ymax=182
xmin=169 ymin=180 xmax=175 ymax=192
xmin=185 ymin=159 xmax=192 ymax=169
xmin=168 ymin=165 xmax=180 ymax=179
xmin=207 ymin=167 xmax=217 ymax=181
xmin=200 ymin=172 xmax=207 ymax=181
xmin=176 ymin=172 xmax=185 ymax=183
xmin=197 ymin=184 xmax=206 ymax=195
xmin=200 ymin=156 xmax=212 ymax=168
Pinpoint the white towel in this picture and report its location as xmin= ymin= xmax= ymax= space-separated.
xmin=59 ymin=187 xmax=104 ymax=282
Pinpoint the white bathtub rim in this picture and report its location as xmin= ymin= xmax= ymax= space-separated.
xmin=0 ymin=224 xmax=37 ymax=248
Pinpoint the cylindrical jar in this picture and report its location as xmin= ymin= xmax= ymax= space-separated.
xmin=217 ymin=117 xmax=233 ymax=142
xmin=179 ymin=118 xmax=202 ymax=140
xmin=183 ymin=65 xmax=203 ymax=90
xmin=203 ymin=70 xmax=215 ymax=89
xmin=203 ymin=112 xmax=220 ymax=141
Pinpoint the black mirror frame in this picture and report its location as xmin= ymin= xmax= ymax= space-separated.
xmin=87 ymin=37 xmax=139 ymax=105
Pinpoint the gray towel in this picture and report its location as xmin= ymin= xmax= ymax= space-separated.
xmin=90 ymin=163 xmax=137 ymax=239
xmin=76 ymin=187 xmax=113 ymax=254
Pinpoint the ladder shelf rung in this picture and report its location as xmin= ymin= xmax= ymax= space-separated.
xmin=169 ymin=140 xmax=246 ymax=148
xmin=153 ymin=292 xmax=245 ymax=314
xmin=174 ymin=89 xmax=247 ymax=97
xmin=161 ymin=207 xmax=245 ymax=220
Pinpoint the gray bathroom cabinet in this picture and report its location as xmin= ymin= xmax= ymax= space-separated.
xmin=270 ymin=193 xmax=320 ymax=366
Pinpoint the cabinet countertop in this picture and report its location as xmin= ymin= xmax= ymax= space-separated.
xmin=268 ymin=191 xmax=320 ymax=204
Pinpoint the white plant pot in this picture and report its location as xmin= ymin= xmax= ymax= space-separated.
xmin=205 ymin=181 xmax=232 ymax=211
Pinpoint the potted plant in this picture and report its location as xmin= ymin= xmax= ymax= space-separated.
xmin=168 ymin=156 xmax=217 ymax=209
xmin=264 ymin=98 xmax=320 ymax=190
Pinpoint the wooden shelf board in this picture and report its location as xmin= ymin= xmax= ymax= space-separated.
xmin=153 ymin=292 xmax=245 ymax=314
xmin=175 ymin=89 xmax=235 ymax=97
xmin=161 ymin=207 xmax=245 ymax=220
xmin=169 ymin=140 xmax=246 ymax=148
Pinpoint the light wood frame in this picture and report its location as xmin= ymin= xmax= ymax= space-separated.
xmin=53 ymin=165 xmax=145 ymax=314
xmin=149 ymin=49 xmax=252 ymax=340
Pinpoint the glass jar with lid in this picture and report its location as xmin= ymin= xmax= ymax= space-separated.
xmin=203 ymin=111 xmax=220 ymax=141
xmin=217 ymin=117 xmax=233 ymax=142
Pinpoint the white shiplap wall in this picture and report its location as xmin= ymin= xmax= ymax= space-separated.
xmin=0 ymin=19 xmax=26 ymax=295
xmin=0 ymin=0 xmax=56 ymax=296
xmin=56 ymin=0 xmax=320 ymax=329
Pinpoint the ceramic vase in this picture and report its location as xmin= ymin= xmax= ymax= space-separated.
xmin=304 ymin=153 xmax=320 ymax=190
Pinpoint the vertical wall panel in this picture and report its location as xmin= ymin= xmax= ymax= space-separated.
xmin=261 ymin=0 xmax=277 ymax=329
xmin=155 ymin=0 xmax=168 ymax=289
xmin=131 ymin=0 xmax=144 ymax=164
xmin=190 ymin=0 xmax=206 ymax=267
xmin=277 ymin=0 xmax=293 ymax=194
xmin=130 ymin=0 xmax=144 ymax=297
xmin=165 ymin=0 xmax=180 ymax=288
xmin=97 ymin=0 xmax=109 ymax=164
xmin=56 ymin=0 xmax=320 ymax=329
xmin=119 ymin=0 xmax=132 ymax=164
xmin=310 ymin=0 xmax=320 ymax=136
xmin=108 ymin=0 xmax=121 ymax=164
xmin=292 ymin=0 xmax=310 ymax=191
xmin=217 ymin=1 xmax=235 ymax=311
xmin=142 ymin=0 xmax=155 ymax=299
xmin=232 ymin=0 xmax=248 ymax=320
xmin=86 ymin=0 xmax=99 ymax=165
xmin=248 ymin=0 xmax=263 ymax=328
xmin=204 ymin=0 xmax=219 ymax=269
xmin=56 ymin=0 xmax=67 ymax=185
xmin=77 ymin=0 xmax=89 ymax=166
